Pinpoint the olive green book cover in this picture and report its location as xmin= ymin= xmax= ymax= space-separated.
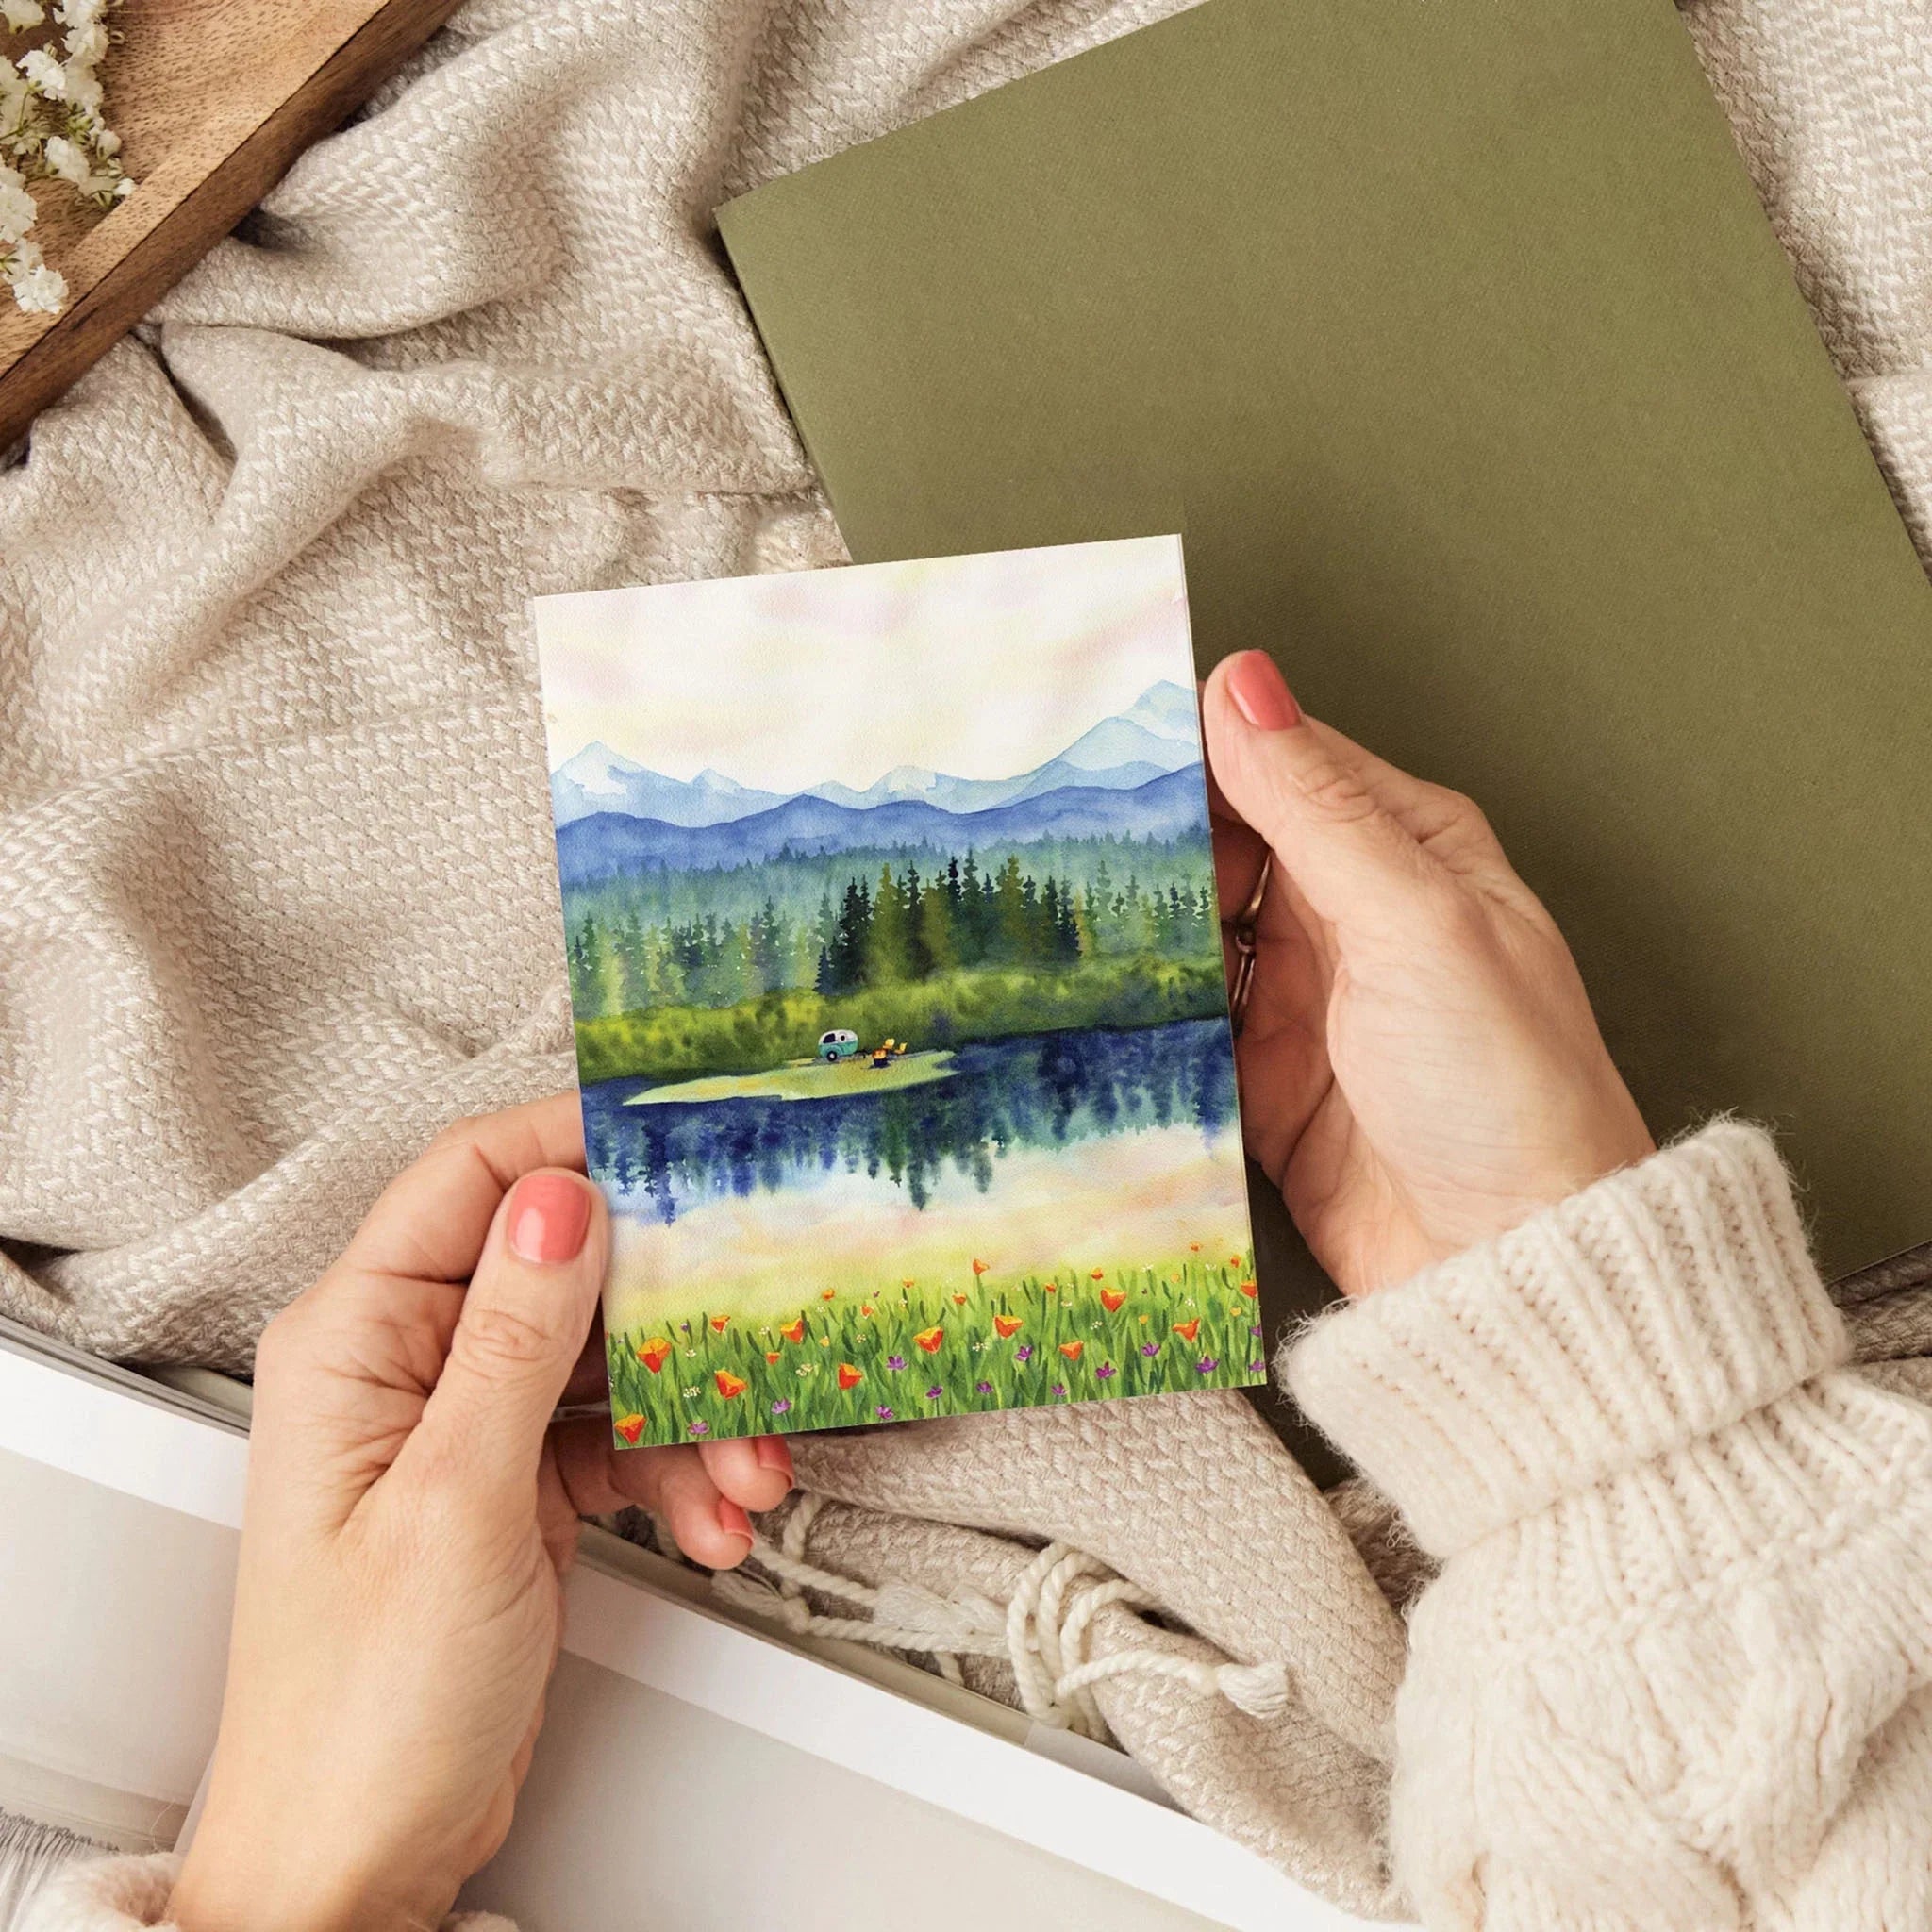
xmin=717 ymin=0 xmax=1932 ymax=1290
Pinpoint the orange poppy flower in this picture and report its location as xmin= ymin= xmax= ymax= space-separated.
xmin=822 ymin=1289 xmax=836 ymax=1300
xmin=1228 ymin=1256 xmax=1243 ymax=1269
xmin=780 ymin=1317 xmax=807 ymax=1343
xmin=714 ymin=1370 xmax=748 ymax=1399
xmin=971 ymin=1258 xmax=990 ymax=1274
xmin=993 ymin=1314 xmax=1024 ymax=1339
xmin=951 ymin=1294 xmax=968 ymax=1307
xmin=836 ymin=1362 xmax=864 ymax=1391
xmin=709 ymin=1314 xmax=730 ymax=1333
xmin=636 ymin=1337 xmax=672 ymax=1374
xmin=1174 ymin=1318 xmax=1201 ymax=1342
xmin=1089 ymin=1268 xmax=1105 ymax=1280
xmin=902 ymin=1278 xmax=916 ymax=1290
xmin=1188 ymin=1241 xmax=1202 ymax=1253
xmin=613 ymin=1412 xmax=647 ymax=1446
xmin=1058 ymin=1341 xmax=1084 ymax=1362
xmin=913 ymin=1325 xmax=944 ymax=1354
xmin=766 ymin=1351 xmax=782 ymax=1365
xmin=859 ymin=1304 xmax=874 ymax=1318
xmin=1099 ymin=1289 xmax=1127 ymax=1313
xmin=1043 ymin=1283 xmax=1057 ymax=1294
xmin=1238 ymin=1279 xmax=1258 ymax=1299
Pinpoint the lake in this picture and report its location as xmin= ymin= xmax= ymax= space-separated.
xmin=582 ymin=1018 xmax=1251 ymax=1329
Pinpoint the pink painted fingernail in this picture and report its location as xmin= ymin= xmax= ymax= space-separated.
xmin=717 ymin=1498 xmax=753 ymax=1543
xmin=756 ymin=1435 xmax=795 ymax=1483
xmin=1225 ymin=652 xmax=1302 ymax=730
xmin=507 ymin=1174 xmax=591 ymax=1264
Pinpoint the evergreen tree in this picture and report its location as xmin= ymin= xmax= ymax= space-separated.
xmin=824 ymin=876 xmax=871 ymax=994
xmin=920 ymin=861 xmax=958 ymax=974
xmin=993 ymin=854 xmax=1028 ymax=964
xmin=958 ymin=853 xmax=987 ymax=965
xmin=866 ymin=862 xmax=911 ymax=983
xmin=567 ymin=914 xmax=600 ymax=1016
xmin=1040 ymin=877 xmax=1064 ymax=968
xmin=902 ymin=865 xmax=934 ymax=980
xmin=750 ymin=896 xmax=785 ymax=992
xmin=1053 ymin=877 xmax=1083 ymax=962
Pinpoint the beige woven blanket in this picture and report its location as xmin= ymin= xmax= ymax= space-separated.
xmin=2 ymin=0 xmax=1926 ymax=1911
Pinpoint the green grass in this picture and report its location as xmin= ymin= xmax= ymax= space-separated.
xmin=625 ymin=1050 xmax=957 ymax=1106
xmin=574 ymin=955 xmax=1225 ymax=1085
xmin=604 ymin=1248 xmax=1266 ymax=1448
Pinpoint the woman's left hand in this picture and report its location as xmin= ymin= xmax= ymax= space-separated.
xmin=170 ymin=1094 xmax=793 ymax=1932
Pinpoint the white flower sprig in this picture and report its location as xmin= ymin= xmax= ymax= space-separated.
xmin=2 ymin=0 xmax=132 ymax=316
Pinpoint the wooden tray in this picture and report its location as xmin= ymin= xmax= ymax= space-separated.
xmin=0 ymin=0 xmax=461 ymax=453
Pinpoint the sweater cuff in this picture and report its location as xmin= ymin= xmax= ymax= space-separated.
xmin=1285 ymin=1122 xmax=1848 ymax=1557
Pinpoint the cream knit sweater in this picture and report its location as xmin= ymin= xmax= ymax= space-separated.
xmin=22 ymin=1124 xmax=1932 ymax=1930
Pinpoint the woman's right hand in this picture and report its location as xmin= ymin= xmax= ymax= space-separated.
xmin=1201 ymin=652 xmax=1654 ymax=1300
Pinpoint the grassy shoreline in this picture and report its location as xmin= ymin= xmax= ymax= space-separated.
xmin=574 ymin=954 xmax=1224 ymax=1085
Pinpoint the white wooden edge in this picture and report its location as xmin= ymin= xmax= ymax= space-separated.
xmin=0 ymin=1348 xmax=1372 ymax=1931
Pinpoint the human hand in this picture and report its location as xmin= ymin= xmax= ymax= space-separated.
xmin=170 ymin=1095 xmax=793 ymax=1932
xmin=1203 ymin=653 xmax=1653 ymax=1299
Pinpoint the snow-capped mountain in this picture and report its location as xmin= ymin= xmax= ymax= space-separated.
xmin=551 ymin=745 xmax=789 ymax=828
xmin=1119 ymin=678 xmax=1201 ymax=742
xmin=551 ymin=679 xmax=1200 ymax=828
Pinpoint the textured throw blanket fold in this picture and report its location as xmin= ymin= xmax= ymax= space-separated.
xmin=2 ymin=0 xmax=1927 ymax=1910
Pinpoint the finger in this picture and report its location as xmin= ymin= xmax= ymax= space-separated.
xmin=341 ymin=1093 xmax=587 ymax=1287
xmin=401 ymin=1169 xmax=608 ymax=1507
xmin=552 ymin=1418 xmax=670 ymax=1517
xmin=657 ymin=1455 xmax=757 ymax=1569
xmin=1297 ymin=723 xmax=1515 ymax=881
xmin=568 ymin=1440 xmax=753 ymax=1570
xmin=537 ymin=1447 xmax=587 ymax=1578
xmin=552 ymin=1423 xmax=789 ymax=1543
xmin=562 ymin=1312 xmax=609 ymax=1407
xmin=1204 ymin=746 xmax=1246 ymax=829
xmin=1210 ymin=805 xmax=1270 ymax=930
xmin=698 ymin=1433 xmax=794 ymax=1513
xmin=1202 ymin=654 xmax=1443 ymax=941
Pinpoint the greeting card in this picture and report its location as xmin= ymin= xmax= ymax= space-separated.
xmin=533 ymin=536 xmax=1259 ymax=1447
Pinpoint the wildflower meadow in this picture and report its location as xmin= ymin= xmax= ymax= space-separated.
xmin=606 ymin=1246 xmax=1264 ymax=1447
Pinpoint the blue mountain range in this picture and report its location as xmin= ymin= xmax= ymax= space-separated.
xmin=557 ymin=766 xmax=1208 ymax=887
xmin=550 ymin=679 xmax=1202 ymax=828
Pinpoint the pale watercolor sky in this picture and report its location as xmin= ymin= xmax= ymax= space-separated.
xmin=532 ymin=535 xmax=1193 ymax=794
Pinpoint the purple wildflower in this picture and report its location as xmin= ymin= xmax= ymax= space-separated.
xmin=686 ymin=1419 xmax=710 ymax=1437
xmin=925 ymin=1384 xmax=944 ymax=1401
xmin=875 ymin=1404 xmax=895 ymax=1421
xmin=770 ymin=1397 xmax=792 ymax=1415
xmin=974 ymin=1379 xmax=994 ymax=1394
xmin=886 ymin=1354 xmax=907 ymax=1372
xmin=1015 ymin=1342 xmax=1035 ymax=1362
xmin=1194 ymin=1356 xmax=1219 ymax=1374
xmin=1050 ymin=1382 xmax=1067 ymax=1398
xmin=1246 ymin=1359 xmax=1267 ymax=1374
xmin=1140 ymin=1341 xmax=1160 ymax=1357
xmin=679 ymin=1321 xmax=691 ymax=1333
xmin=1095 ymin=1361 xmax=1117 ymax=1380
xmin=1249 ymin=1324 xmax=1263 ymax=1338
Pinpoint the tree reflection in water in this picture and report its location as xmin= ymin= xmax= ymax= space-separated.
xmin=581 ymin=1020 xmax=1237 ymax=1224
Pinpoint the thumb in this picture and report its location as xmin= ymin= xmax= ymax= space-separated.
xmin=1203 ymin=653 xmax=1434 ymax=941
xmin=412 ymin=1169 xmax=609 ymax=1505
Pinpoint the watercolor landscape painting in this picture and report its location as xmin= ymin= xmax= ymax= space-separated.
xmin=532 ymin=535 xmax=1259 ymax=1448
